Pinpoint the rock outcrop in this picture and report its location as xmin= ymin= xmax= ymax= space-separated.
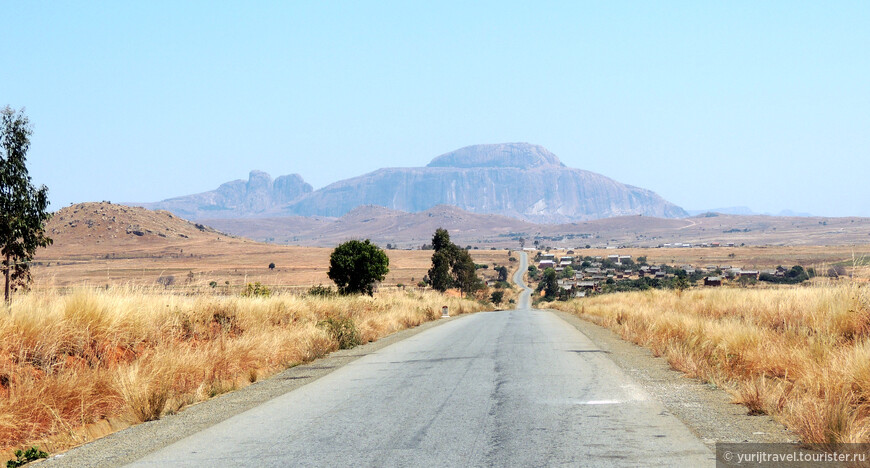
xmin=141 ymin=143 xmax=686 ymax=222
xmin=141 ymin=170 xmax=312 ymax=219
xmin=282 ymin=143 xmax=686 ymax=222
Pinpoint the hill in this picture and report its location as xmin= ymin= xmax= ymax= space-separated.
xmin=203 ymin=204 xmax=537 ymax=248
xmin=204 ymin=207 xmax=870 ymax=249
xmin=44 ymin=202 xmax=232 ymax=254
xmin=140 ymin=142 xmax=687 ymax=223
xmin=31 ymin=203 xmax=511 ymax=289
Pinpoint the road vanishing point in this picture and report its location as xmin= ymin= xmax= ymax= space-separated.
xmin=60 ymin=252 xmax=715 ymax=467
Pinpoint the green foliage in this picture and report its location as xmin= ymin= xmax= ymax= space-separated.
xmin=307 ymin=284 xmax=336 ymax=297
xmin=327 ymin=239 xmax=390 ymax=295
xmin=495 ymin=265 xmax=509 ymax=282
xmin=7 ymin=447 xmax=48 ymax=468
xmin=432 ymin=228 xmax=451 ymax=252
xmin=0 ymin=107 xmax=52 ymax=302
xmin=428 ymin=250 xmax=453 ymax=292
xmin=672 ymin=275 xmax=690 ymax=291
xmin=537 ymin=267 xmax=559 ymax=300
xmin=241 ymin=282 xmax=271 ymax=297
xmin=637 ymin=256 xmax=648 ymax=265
xmin=208 ymin=280 xmax=218 ymax=288
xmin=268 ymin=262 xmax=275 ymax=270
xmin=427 ymin=229 xmax=483 ymax=296
xmin=759 ymin=265 xmax=810 ymax=284
xmin=490 ymin=290 xmax=504 ymax=305
xmin=318 ymin=317 xmax=361 ymax=349
xmin=561 ymin=266 xmax=574 ymax=279
xmin=737 ymin=275 xmax=757 ymax=287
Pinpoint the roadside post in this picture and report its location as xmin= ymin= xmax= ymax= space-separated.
xmin=441 ymin=306 xmax=449 ymax=318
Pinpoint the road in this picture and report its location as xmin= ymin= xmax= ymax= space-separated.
xmin=125 ymin=252 xmax=712 ymax=467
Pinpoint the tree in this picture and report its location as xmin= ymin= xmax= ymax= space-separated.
xmin=494 ymin=265 xmax=509 ymax=282
xmin=428 ymin=250 xmax=453 ymax=291
xmin=268 ymin=262 xmax=275 ymax=270
xmin=539 ymin=268 xmax=559 ymax=300
xmin=427 ymin=228 xmax=483 ymax=297
xmin=432 ymin=228 xmax=451 ymax=252
xmin=327 ymin=239 xmax=390 ymax=295
xmin=490 ymin=290 xmax=504 ymax=305
xmin=1 ymin=107 xmax=51 ymax=302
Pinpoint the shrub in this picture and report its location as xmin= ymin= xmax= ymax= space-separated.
xmin=7 ymin=447 xmax=48 ymax=468
xmin=308 ymin=284 xmax=336 ymax=297
xmin=241 ymin=282 xmax=271 ymax=297
xmin=318 ymin=317 xmax=361 ymax=349
xmin=491 ymin=291 xmax=505 ymax=305
xmin=328 ymin=240 xmax=390 ymax=296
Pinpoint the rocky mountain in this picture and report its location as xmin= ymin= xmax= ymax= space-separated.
xmin=282 ymin=143 xmax=686 ymax=222
xmin=141 ymin=143 xmax=686 ymax=223
xmin=141 ymin=170 xmax=312 ymax=219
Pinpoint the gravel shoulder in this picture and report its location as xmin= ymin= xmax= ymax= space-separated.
xmin=549 ymin=309 xmax=799 ymax=448
xmin=40 ymin=315 xmax=466 ymax=468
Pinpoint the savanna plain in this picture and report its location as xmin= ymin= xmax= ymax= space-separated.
xmin=3 ymin=201 xmax=870 ymax=463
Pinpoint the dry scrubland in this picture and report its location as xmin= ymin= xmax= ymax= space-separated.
xmin=0 ymin=288 xmax=487 ymax=456
xmin=547 ymin=283 xmax=870 ymax=445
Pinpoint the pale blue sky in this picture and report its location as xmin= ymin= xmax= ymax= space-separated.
xmin=4 ymin=1 xmax=869 ymax=216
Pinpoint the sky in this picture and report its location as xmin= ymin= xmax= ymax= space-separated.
xmin=4 ymin=1 xmax=869 ymax=217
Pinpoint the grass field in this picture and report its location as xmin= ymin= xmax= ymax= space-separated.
xmin=33 ymin=241 xmax=517 ymax=292
xmin=0 ymin=288 xmax=488 ymax=458
xmin=546 ymin=282 xmax=870 ymax=445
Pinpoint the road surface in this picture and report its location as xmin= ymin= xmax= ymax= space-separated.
xmin=125 ymin=252 xmax=711 ymax=467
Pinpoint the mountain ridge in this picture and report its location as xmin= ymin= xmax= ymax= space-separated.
xmin=139 ymin=143 xmax=687 ymax=223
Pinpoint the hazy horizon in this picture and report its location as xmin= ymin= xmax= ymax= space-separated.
xmin=6 ymin=2 xmax=869 ymax=217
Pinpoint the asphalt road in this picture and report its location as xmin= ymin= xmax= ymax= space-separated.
xmin=125 ymin=252 xmax=712 ymax=467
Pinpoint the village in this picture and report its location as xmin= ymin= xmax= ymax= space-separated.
xmin=530 ymin=251 xmax=796 ymax=298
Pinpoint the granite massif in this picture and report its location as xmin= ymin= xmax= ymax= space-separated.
xmin=141 ymin=143 xmax=687 ymax=223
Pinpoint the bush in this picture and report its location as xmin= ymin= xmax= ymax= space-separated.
xmin=328 ymin=240 xmax=390 ymax=296
xmin=241 ymin=282 xmax=271 ymax=297
xmin=308 ymin=284 xmax=336 ymax=297
xmin=7 ymin=447 xmax=48 ymax=468
xmin=491 ymin=290 xmax=504 ymax=305
xmin=318 ymin=317 xmax=361 ymax=349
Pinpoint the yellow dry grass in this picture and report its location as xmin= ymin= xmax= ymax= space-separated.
xmin=547 ymin=283 xmax=870 ymax=446
xmin=0 ymin=288 xmax=487 ymax=456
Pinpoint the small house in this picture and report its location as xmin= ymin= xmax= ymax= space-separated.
xmin=704 ymin=276 xmax=723 ymax=286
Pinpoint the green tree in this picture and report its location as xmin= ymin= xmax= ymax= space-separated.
xmin=452 ymin=248 xmax=483 ymax=296
xmin=490 ymin=290 xmax=504 ymax=305
xmin=327 ymin=239 xmax=390 ymax=295
xmin=432 ymin=228 xmax=451 ymax=252
xmin=539 ymin=267 xmax=559 ymax=300
xmin=428 ymin=250 xmax=453 ymax=291
xmin=1 ymin=107 xmax=51 ymax=302
xmin=494 ymin=265 xmax=509 ymax=282
xmin=427 ymin=228 xmax=483 ymax=297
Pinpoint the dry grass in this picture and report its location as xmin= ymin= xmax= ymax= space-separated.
xmin=32 ymin=238 xmax=515 ymax=292
xmin=547 ymin=283 xmax=870 ymax=446
xmin=0 ymin=287 xmax=487 ymax=455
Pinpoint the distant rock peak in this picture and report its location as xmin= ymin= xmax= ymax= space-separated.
xmin=426 ymin=142 xmax=565 ymax=169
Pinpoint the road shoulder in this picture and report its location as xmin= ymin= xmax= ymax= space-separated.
xmin=548 ymin=309 xmax=798 ymax=448
xmin=41 ymin=314 xmax=471 ymax=468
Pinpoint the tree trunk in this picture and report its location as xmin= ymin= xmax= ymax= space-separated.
xmin=4 ymin=252 xmax=10 ymax=303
